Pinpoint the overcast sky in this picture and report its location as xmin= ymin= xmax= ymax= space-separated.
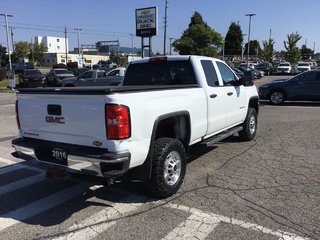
xmin=1 ymin=0 xmax=320 ymax=54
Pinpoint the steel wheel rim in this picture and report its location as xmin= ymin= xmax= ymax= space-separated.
xmin=164 ymin=151 xmax=181 ymax=186
xmin=249 ymin=115 xmax=256 ymax=134
xmin=271 ymin=92 xmax=283 ymax=104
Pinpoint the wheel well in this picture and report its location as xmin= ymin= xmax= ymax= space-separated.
xmin=154 ymin=114 xmax=190 ymax=150
xmin=249 ymin=97 xmax=259 ymax=114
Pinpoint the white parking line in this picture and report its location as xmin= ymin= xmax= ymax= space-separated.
xmin=52 ymin=194 xmax=147 ymax=240
xmin=0 ymin=183 xmax=89 ymax=232
xmin=165 ymin=204 xmax=309 ymax=240
xmin=0 ymin=173 xmax=46 ymax=196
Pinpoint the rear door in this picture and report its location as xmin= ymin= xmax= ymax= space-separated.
xmin=200 ymin=59 xmax=228 ymax=134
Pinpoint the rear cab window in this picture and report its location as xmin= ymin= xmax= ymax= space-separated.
xmin=123 ymin=59 xmax=197 ymax=86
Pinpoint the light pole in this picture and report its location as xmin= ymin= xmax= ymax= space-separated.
xmin=241 ymin=33 xmax=247 ymax=61
xmin=245 ymin=13 xmax=255 ymax=67
xmin=0 ymin=13 xmax=14 ymax=86
xmin=74 ymin=28 xmax=82 ymax=66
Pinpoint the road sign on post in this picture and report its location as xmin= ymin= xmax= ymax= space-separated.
xmin=135 ymin=7 xmax=157 ymax=37
xmin=136 ymin=7 xmax=157 ymax=58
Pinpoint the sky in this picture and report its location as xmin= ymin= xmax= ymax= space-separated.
xmin=1 ymin=0 xmax=320 ymax=54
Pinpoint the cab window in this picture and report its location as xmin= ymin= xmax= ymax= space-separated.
xmin=216 ymin=62 xmax=236 ymax=86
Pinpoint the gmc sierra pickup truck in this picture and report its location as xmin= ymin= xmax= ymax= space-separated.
xmin=12 ymin=55 xmax=259 ymax=198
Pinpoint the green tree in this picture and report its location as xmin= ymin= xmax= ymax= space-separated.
xmin=284 ymin=32 xmax=302 ymax=66
xmin=244 ymin=40 xmax=261 ymax=57
xmin=260 ymin=39 xmax=275 ymax=62
xmin=12 ymin=41 xmax=31 ymax=62
xmin=300 ymin=44 xmax=313 ymax=60
xmin=0 ymin=45 xmax=8 ymax=67
xmin=224 ymin=22 xmax=243 ymax=56
xmin=30 ymin=43 xmax=47 ymax=66
xmin=172 ymin=11 xmax=223 ymax=57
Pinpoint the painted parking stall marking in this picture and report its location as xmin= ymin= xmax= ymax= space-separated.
xmin=164 ymin=204 xmax=309 ymax=240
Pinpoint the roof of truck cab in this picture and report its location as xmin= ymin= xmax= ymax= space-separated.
xmin=129 ymin=55 xmax=222 ymax=64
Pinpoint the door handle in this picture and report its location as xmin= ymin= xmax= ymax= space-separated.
xmin=210 ymin=94 xmax=217 ymax=98
xmin=227 ymin=92 xmax=233 ymax=96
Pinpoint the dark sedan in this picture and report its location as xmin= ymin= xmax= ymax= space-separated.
xmin=19 ymin=69 xmax=45 ymax=88
xmin=259 ymin=70 xmax=320 ymax=104
xmin=236 ymin=67 xmax=264 ymax=79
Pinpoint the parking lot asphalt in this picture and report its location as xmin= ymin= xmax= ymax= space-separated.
xmin=0 ymin=75 xmax=319 ymax=239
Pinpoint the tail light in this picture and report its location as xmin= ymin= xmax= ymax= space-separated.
xmin=105 ymin=104 xmax=130 ymax=140
xmin=15 ymin=100 xmax=21 ymax=129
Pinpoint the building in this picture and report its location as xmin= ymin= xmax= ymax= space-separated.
xmin=40 ymin=52 xmax=110 ymax=67
xmin=35 ymin=36 xmax=68 ymax=53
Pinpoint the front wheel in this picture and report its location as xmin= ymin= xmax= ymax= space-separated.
xmin=146 ymin=137 xmax=186 ymax=198
xmin=239 ymin=108 xmax=257 ymax=141
xmin=269 ymin=90 xmax=285 ymax=105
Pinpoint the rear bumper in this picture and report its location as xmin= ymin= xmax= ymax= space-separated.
xmin=12 ymin=137 xmax=130 ymax=179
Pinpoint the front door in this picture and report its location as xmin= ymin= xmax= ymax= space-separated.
xmin=215 ymin=61 xmax=247 ymax=127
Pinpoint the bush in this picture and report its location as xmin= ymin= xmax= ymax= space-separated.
xmin=0 ymin=68 xmax=6 ymax=81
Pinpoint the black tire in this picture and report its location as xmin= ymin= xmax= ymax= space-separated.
xmin=239 ymin=108 xmax=257 ymax=141
xmin=146 ymin=137 xmax=186 ymax=198
xmin=269 ymin=90 xmax=285 ymax=105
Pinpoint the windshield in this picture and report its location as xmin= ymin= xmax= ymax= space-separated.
xmin=279 ymin=63 xmax=290 ymax=67
xmin=298 ymin=63 xmax=310 ymax=66
xmin=124 ymin=60 xmax=197 ymax=86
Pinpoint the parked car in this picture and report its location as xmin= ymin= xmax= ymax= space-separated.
xmin=258 ymin=69 xmax=320 ymax=105
xmin=18 ymin=69 xmax=45 ymax=88
xmin=277 ymin=62 xmax=292 ymax=74
xmin=92 ymin=60 xmax=117 ymax=72
xmin=256 ymin=62 xmax=273 ymax=75
xmin=296 ymin=62 xmax=311 ymax=73
xmin=45 ymin=68 xmax=75 ymax=86
xmin=238 ymin=62 xmax=255 ymax=69
xmin=5 ymin=62 xmax=34 ymax=74
xmin=72 ymin=68 xmax=90 ymax=77
xmin=237 ymin=67 xmax=264 ymax=79
xmin=231 ymin=67 xmax=244 ymax=78
xmin=62 ymin=68 xmax=125 ymax=87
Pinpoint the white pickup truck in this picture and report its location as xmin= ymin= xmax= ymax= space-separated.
xmin=12 ymin=55 xmax=259 ymax=198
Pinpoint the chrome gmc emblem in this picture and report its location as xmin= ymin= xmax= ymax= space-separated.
xmin=45 ymin=116 xmax=65 ymax=124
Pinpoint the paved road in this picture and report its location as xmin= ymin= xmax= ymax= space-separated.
xmin=0 ymin=77 xmax=319 ymax=240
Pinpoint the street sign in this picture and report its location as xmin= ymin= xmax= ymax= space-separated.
xmin=135 ymin=7 xmax=157 ymax=37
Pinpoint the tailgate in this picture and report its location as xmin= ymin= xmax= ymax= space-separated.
xmin=17 ymin=93 xmax=107 ymax=147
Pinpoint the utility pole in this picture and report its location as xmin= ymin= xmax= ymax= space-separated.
xmin=74 ymin=28 xmax=82 ymax=66
xmin=64 ymin=26 xmax=68 ymax=64
xmin=169 ymin=37 xmax=174 ymax=55
xmin=163 ymin=0 xmax=168 ymax=55
xmin=10 ymin=26 xmax=14 ymax=52
xmin=245 ymin=13 xmax=256 ymax=66
xmin=31 ymin=38 xmax=34 ymax=64
xmin=130 ymin=34 xmax=134 ymax=56
xmin=0 ymin=13 xmax=14 ymax=88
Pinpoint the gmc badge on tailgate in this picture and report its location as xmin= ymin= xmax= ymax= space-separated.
xmin=45 ymin=116 xmax=65 ymax=124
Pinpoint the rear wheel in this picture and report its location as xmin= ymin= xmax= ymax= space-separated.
xmin=269 ymin=90 xmax=285 ymax=105
xmin=146 ymin=137 xmax=186 ymax=198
